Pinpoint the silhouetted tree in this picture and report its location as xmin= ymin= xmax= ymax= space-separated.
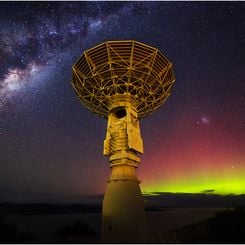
xmin=0 ymin=216 xmax=36 ymax=243
xmin=0 ymin=216 xmax=18 ymax=242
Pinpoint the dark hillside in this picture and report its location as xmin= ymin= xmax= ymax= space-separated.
xmin=175 ymin=207 xmax=245 ymax=243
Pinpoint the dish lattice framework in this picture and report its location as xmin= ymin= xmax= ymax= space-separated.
xmin=71 ymin=40 xmax=175 ymax=119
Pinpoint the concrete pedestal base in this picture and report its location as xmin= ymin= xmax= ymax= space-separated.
xmin=102 ymin=166 xmax=146 ymax=243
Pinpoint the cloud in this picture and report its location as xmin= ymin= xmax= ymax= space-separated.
xmin=202 ymin=189 xmax=215 ymax=193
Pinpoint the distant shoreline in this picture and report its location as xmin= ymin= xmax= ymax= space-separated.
xmin=1 ymin=192 xmax=244 ymax=215
xmin=0 ymin=202 xmax=229 ymax=215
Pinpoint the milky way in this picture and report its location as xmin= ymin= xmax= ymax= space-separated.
xmin=1 ymin=2 xmax=245 ymax=202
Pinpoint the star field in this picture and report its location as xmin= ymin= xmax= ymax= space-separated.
xmin=0 ymin=2 xmax=245 ymax=202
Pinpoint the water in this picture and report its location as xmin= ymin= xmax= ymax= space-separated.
xmin=6 ymin=208 xmax=224 ymax=242
xmin=6 ymin=213 xmax=101 ymax=241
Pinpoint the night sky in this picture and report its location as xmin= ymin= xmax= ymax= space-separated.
xmin=1 ymin=1 xmax=244 ymax=203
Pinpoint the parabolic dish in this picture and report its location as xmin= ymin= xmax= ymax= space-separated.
xmin=71 ymin=40 xmax=175 ymax=119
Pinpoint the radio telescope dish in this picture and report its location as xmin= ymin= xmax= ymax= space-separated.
xmin=71 ymin=40 xmax=175 ymax=119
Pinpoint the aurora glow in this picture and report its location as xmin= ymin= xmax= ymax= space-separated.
xmin=139 ymin=102 xmax=245 ymax=196
xmin=142 ymin=168 xmax=245 ymax=195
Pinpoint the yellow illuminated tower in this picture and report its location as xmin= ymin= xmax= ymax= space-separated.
xmin=71 ymin=40 xmax=175 ymax=242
